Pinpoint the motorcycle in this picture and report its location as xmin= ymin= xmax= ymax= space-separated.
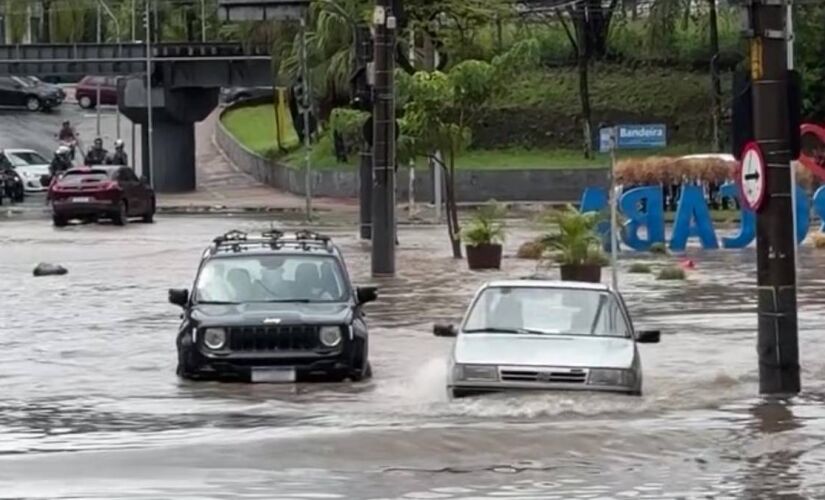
xmin=0 ymin=167 xmax=25 ymax=205
xmin=59 ymin=139 xmax=78 ymax=161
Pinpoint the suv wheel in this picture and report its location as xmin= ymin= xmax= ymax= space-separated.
xmin=26 ymin=96 xmax=41 ymax=112
xmin=78 ymin=95 xmax=94 ymax=109
xmin=52 ymin=214 xmax=67 ymax=227
xmin=142 ymin=197 xmax=156 ymax=223
xmin=112 ymin=200 xmax=128 ymax=226
xmin=350 ymin=339 xmax=372 ymax=381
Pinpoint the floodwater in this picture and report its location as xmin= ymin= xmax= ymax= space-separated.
xmin=2 ymin=215 xmax=825 ymax=499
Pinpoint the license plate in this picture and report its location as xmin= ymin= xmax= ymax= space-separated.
xmin=72 ymin=197 xmax=91 ymax=203
xmin=251 ymin=367 xmax=296 ymax=383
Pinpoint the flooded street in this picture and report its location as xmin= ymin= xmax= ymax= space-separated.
xmin=3 ymin=215 xmax=825 ymax=498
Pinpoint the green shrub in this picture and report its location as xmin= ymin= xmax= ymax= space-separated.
xmin=657 ymin=266 xmax=687 ymax=280
xmin=629 ymin=263 xmax=652 ymax=274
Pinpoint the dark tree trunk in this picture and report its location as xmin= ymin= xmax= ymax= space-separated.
xmin=708 ymin=0 xmax=722 ymax=152
xmin=575 ymin=4 xmax=594 ymax=159
xmin=445 ymin=154 xmax=462 ymax=259
xmin=42 ymin=1 xmax=51 ymax=43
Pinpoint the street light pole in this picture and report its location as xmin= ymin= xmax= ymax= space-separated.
xmin=371 ymin=0 xmax=397 ymax=276
xmin=201 ymin=0 xmax=207 ymax=42
xmin=145 ymin=0 xmax=155 ymax=188
xmin=300 ymin=17 xmax=312 ymax=221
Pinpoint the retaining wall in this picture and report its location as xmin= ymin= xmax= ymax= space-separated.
xmin=215 ymin=101 xmax=609 ymax=202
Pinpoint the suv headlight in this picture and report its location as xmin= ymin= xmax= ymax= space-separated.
xmin=203 ymin=328 xmax=226 ymax=350
xmin=319 ymin=326 xmax=342 ymax=347
xmin=588 ymin=368 xmax=634 ymax=387
xmin=454 ymin=364 xmax=498 ymax=381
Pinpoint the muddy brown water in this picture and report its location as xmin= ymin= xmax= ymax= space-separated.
xmin=2 ymin=216 xmax=825 ymax=499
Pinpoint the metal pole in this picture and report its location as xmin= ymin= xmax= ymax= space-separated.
xmin=201 ymin=0 xmax=206 ymax=42
xmin=787 ymin=3 xmax=800 ymax=286
xmin=145 ymin=0 xmax=155 ymax=188
xmin=609 ymin=126 xmax=618 ymax=291
xmin=371 ymin=0 xmax=396 ymax=276
xmin=115 ymin=77 xmax=121 ymax=139
xmin=96 ymin=81 xmax=102 ymax=136
xmin=408 ymin=26 xmax=415 ymax=217
xmin=131 ymin=0 xmax=136 ymax=40
xmin=300 ymin=17 xmax=312 ymax=220
xmin=747 ymin=0 xmax=799 ymax=394
xmin=356 ymin=24 xmax=373 ymax=240
xmin=97 ymin=2 xmax=102 ymax=43
xmin=132 ymin=122 xmax=137 ymax=171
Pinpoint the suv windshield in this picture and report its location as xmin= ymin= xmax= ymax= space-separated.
xmin=463 ymin=286 xmax=629 ymax=338
xmin=195 ymin=254 xmax=349 ymax=303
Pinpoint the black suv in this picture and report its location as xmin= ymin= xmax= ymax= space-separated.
xmin=168 ymin=230 xmax=377 ymax=382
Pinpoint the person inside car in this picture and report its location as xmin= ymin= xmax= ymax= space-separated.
xmin=106 ymin=139 xmax=128 ymax=166
xmin=84 ymin=138 xmax=108 ymax=166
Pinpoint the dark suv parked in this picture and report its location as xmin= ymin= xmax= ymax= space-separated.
xmin=169 ymin=230 xmax=377 ymax=382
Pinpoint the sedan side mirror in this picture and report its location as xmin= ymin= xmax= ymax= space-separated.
xmin=168 ymin=288 xmax=189 ymax=307
xmin=433 ymin=324 xmax=457 ymax=337
xmin=637 ymin=329 xmax=661 ymax=343
xmin=356 ymin=285 xmax=378 ymax=304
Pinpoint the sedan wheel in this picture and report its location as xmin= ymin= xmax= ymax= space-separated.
xmin=52 ymin=215 xmax=67 ymax=227
xmin=112 ymin=201 xmax=128 ymax=226
xmin=26 ymin=96 xmax=41 ymax=112
xmin=78 ymin=96 xmax=94 ymax=109
xmin=142 ymin=198 xmax=156 ymax=223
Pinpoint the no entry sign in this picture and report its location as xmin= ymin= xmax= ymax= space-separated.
xmin=737 ymin=141 xmax=767 ymax=212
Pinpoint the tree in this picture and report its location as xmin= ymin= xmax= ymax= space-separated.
xmin=557 ymin=7 xmax=595 ymax=159
xmin=402 ymin=60 xmax=495 ymax=258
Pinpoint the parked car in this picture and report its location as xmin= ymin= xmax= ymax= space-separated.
xmin=49 ymin=166 xmax=155 ymax=227
xmin=434 ymin=279 xmax=661 ymax=398
xmin=0 ymin=76 xmax=62 ymax=112
xmin=21 ymin=76 xmax=66 ymax=104
xmin=168 ymin=229 xmax=378 ymax=383
xmin=75 ymin=76 xmax=118 ymax=109
xmin=220 ymin=86 xmax=273 ymax=104
xmin=1 ymin=148 xmax=51 ymax=193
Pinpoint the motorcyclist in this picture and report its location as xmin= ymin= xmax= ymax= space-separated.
xmin=57 ymin=121 xmax=77 ymax=142
xmin=49 ymin=145 xmax=73 ymax=177
xmin=84 ymin=138 xmax=108 ymax=166
xmin=106 ymin=139 xmax=128 ymax=166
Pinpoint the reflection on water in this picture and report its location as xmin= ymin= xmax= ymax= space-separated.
xmin=2 ymin=217 xmax=825 ymax=498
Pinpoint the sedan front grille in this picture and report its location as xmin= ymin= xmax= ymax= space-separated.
xmin=228 ymin=326 xmax=320 ymax=352
xmin=500 ymin=368 xmax=587 ymax=384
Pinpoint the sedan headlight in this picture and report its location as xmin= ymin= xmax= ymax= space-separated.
xmin=588 ymin=368 xmax=635 ymax=387
xmin=454 ymin=364 xmax=499 ymax=382
xmin=203 ymin=328 xmax=226 ymax=350
xmin=319 ymin=326 xmax=342 ymax=347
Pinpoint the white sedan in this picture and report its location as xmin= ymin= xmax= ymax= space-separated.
xmin=1 ymin=149 xmax=51 ymax=192
xmin=434 ymin=279 xmax=660 ymax=398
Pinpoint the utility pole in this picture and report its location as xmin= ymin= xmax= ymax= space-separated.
xmin=355 ymin=24 xmax=373 ymax=240
xmin=371 ymin=0 xmax=397 ymax=276
xmin=745 ymin=0 xmax=799 ymax=394
xmin=299 ymin=17 xmax=312 ymax=221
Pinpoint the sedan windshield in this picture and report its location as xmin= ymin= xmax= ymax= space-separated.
xmin=463 ymin=286 xmax=629 ymax=338
xmin=195 ymin=255 xmax=349 ymax=303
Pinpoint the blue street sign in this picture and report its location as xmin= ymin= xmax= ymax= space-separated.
xmin=615 ymin=124 xmax=667 ymax=150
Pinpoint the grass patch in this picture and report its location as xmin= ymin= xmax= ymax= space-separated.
xmin=628 ymin=263 xmax=652 ymax=274
xmin=221 ymin=105 xmax=298 ymax=158
xmin=657 ymin=266 xmax=687 ymax=281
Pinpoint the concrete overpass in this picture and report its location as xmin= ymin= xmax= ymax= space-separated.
xmin=0 ymin=41 xmax=272 ymax=192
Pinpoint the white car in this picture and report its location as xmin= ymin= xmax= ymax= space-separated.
xmin=434 ymin=279 xmax=660 ymax=398
xmin=0 ymin=149 xmax=51 ymax=192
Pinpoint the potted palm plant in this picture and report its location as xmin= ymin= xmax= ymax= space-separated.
xmin=545 ymin=204 xmax=607 ymax=283
xmin=461 ymin=200 xmax=506 ymax=270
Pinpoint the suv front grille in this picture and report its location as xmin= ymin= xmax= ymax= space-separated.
xmin=500 ymin=368 xmax=587 ymax=384
xmin=228 ymin=326 xmax=321 ymax=352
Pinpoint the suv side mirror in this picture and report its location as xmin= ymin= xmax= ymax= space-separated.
xmin=433 ymin=324 xmax=457 ymax=337
xmin=637 ymin=329 xmax=661 ymax=343
xmin=356 ymin=285 xmax=378 ymax=304
xmin=168 ymin=288 xmax=189 ymax=307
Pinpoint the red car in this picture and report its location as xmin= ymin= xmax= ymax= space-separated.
xmin=75 ymin=76 xmax=118 ymax=109
xmin=49 ymin=166 xmax=156 ymax=227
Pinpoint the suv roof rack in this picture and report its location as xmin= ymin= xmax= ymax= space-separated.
xmin=210 ymin=229 xmax=334 ymax=254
